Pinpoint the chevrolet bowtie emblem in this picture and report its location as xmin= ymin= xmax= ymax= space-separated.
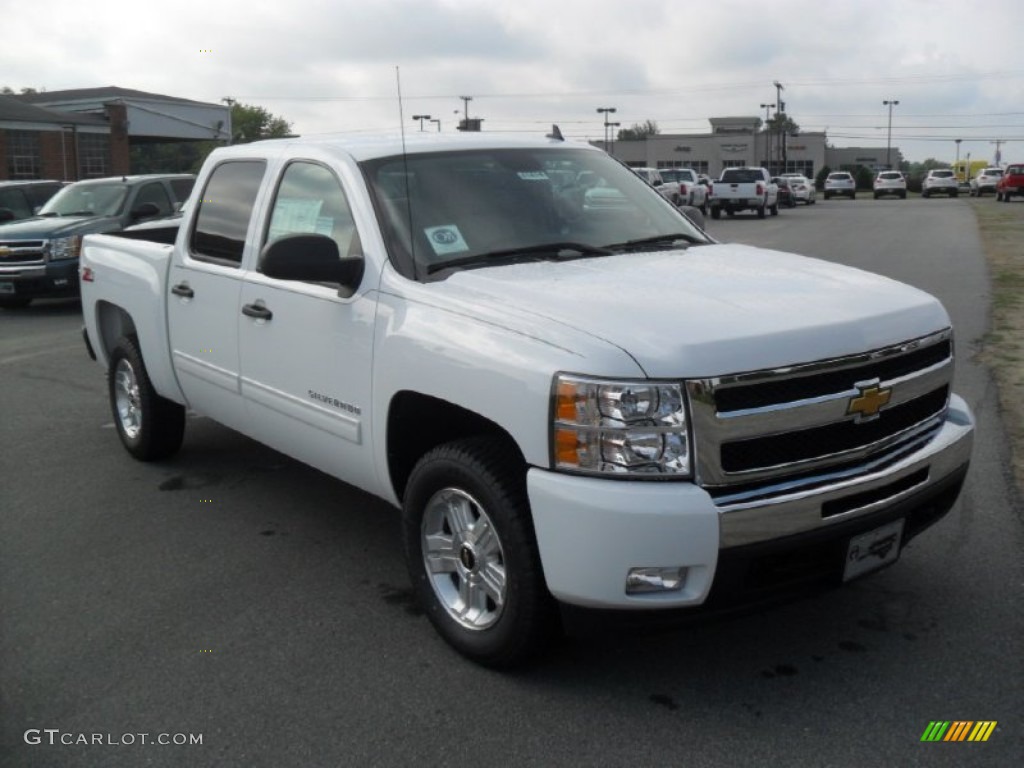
xmin=848 ymin=383 xmax=892 ymax=421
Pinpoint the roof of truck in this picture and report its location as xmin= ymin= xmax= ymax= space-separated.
xmin=218 ymin=131 xmax=598 ymax=162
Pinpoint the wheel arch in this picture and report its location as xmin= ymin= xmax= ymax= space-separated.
xmin=386 ymin=390 xmax=526 ymax=503
xmin=95 ymin=301 xmax=138 ymax=366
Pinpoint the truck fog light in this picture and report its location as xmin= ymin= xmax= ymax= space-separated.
xmin=626 ymin=567 xmax=686 ymax=594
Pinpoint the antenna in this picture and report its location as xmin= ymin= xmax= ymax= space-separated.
xmin=395 ymin=66 xmax=417 ymax=271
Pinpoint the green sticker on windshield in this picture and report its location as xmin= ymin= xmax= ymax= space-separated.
xmin=425 ymin=224 xmax=469 ymax=255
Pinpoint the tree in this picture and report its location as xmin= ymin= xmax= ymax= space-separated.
xmin=617 ymin=120 xmax=660 ymax=141
xmin=763 ymin=113 xmax=800 ymax=135
xmin=1 ymin=86 xmax=40 ymax=95
xmin=222 ymin=98 xmax=293 ymax=143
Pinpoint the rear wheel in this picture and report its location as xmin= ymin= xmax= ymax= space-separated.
xmin=402 ymin=438 xmax=557 ymax=667
xmin=757 ymin=204 xmax=766 ymax=219
xmin=770 ymin=202 xmax=779 ymax=216
xmin=710 ymin=206 xmax=721 ymax=220
xmin=108 ymin=336 xmax=185 ymax=461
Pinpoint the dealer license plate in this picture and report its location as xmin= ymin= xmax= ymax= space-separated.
xmin=0 ymin=282 xmax=15 ymax=295
xmin=843 ymin=518 xmax=904 ymax=582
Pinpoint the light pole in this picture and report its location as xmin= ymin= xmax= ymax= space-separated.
xmin=412 ymin=114 xmax=431 ymax=132
xmin=773 ymin=81 xmax=784 ymax=172
xmin=883 ymin=99 xmax=899 ymax=169
xmin=596 ymin=107 xmax=616 ymax=152
xmin=955 ymin=139 xmax=962 ymax=181
xmin=760 ymin=103 xmax=775 ymax=167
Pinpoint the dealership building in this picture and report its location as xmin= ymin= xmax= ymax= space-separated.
xmin=602 ymin=116 xmax=903 ymax=179
xmin=0 ymin=87 xmax=230 ymax=181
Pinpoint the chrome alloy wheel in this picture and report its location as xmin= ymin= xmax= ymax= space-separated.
xmin=113 ymin=358 xmax=143 ymax=439
xmin=421 ymin=487 xmax=507 ymax=631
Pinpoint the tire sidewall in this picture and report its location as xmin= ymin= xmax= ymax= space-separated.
xmin=402 ymin=442 xmax=548 ymax=665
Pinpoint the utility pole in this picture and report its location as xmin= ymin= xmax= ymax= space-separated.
xmin=883 ymin=99 xmax=899 ymax=170
xmin=596 ymin=107 xmax=617 ymax=152
xmin=991 ymin=139 xmax=1005 ymax=166
xmin=955 ymin=139 xmax=962 ymax=181
xmin=773 ymin=81 xmax=784 ymax=172
xmin=760 ymin=103 xmax=775 ymax=167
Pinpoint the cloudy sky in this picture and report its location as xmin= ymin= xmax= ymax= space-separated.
xmin=4 ymin=0 xmax=1023 ymax=164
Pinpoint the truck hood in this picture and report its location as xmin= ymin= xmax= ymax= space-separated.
xmin=435 ymin=244 xmax=950 ymax=377
xmin=0 ymin=215 xmax=118 ymax=239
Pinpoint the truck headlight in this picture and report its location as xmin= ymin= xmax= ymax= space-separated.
xmin=552 ymin=374 xmax=690 ymax=477
xmin=48 ymin=236 xmax=82 ymax=261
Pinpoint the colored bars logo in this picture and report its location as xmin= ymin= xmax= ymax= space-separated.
xmin=921 ymin=721 xmax=997 ymax=742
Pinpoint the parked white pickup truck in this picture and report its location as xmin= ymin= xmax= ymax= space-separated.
xmin=81 ymin=131 xmax=974 ymax=667
xmin=709 ymin=166 xmax=779 ymax=219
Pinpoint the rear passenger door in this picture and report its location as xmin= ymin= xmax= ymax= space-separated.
xmin=167 ymin=160 xmax=267 ymax=433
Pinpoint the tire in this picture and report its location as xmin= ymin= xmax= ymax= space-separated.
xmin=0 ymin=296 xmax=32 ymax=309
xmin=900 ymin=191 xmax=906 ymax=199
xmin=922 ymin=190 xmax=930 ymax=198
xmin=671 ymin=194 xmax=682 ymax=206
xmin=402 ymin=437 xmax=557 ymax=668
xmin=757 ymin=204 xmax=766 ymax=219
xmin=710 ymin=206 xmax=721 ymax=220
xmin=850 ymin=192 xmax=856 ymax=199
xmin=874 ymin=193 xmax=880 ymax=200
xmin=699 ymin=201 xmax=707 ymax=216
xmin=952 ymin=191 xmax=959 ymax=198
xmin=108 ymin=336 xmax=185 ymax=461
xmin=824 ymin=192 xmax=832 ymax=200
xmin=770 ymin=202 xmax=779 ymax=215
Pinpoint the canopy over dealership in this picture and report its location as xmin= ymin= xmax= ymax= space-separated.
xmin=602 ymin=116 xmax=904 ymax=179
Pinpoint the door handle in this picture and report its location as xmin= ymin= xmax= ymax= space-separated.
xmin=171 ymin=282 xmax=194 ymax=298
xmin=242 ymin=303 xmax=273 ymax=321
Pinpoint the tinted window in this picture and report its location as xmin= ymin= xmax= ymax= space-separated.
xmin=170 ymin=178 xmax=195 ymax=204
xmin=190 ymin=161 xmax=266 ymax=266
xmin=264 ymin=161 xmax=361 ymax=264
xmin=24 ymin=183 xmax=62 ymax=209
xmin=0 ymin=188 xmax=32 ymax=218
xmin=134 ymin=183 xmax=173 ymax=216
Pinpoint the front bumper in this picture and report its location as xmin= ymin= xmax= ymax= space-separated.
xmin=528 ymin=394 xmax=973 ymax=610
xmin=0 ymin=260 xmax=80 ymax=299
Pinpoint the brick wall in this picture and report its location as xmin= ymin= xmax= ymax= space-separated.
xmin=40 ymin=131 xmax=73 ymax=181
xmin=105 ymin=104 xmax=130 ymax=176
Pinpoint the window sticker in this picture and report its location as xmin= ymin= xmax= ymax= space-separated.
xmin=424 ymin=224 xmax=469 ymax=255
xmin=517 ymin=171 xmax=549 ymax=181
xmin=268 ymin=197 xmax=324 ymax=241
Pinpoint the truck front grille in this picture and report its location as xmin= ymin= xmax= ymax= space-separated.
xmin=687 ymin=330 xmax=953 ymax=490
xmin=0 ymin=240 xmax=46 ymax=266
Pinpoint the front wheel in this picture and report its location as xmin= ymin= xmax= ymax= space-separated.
xmin=710 ymin=206 xmax=721 ymax=220
xmin=108 ymin=336 xmax=185 ymax=461
xmin=403 ymin=438 xmax=557 ymax=667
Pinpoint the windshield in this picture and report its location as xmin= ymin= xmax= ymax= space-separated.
xmin=39 ymin=182 xmax=128 ymax=217
xmin=362 ymin=147 xmax=708 ymax=279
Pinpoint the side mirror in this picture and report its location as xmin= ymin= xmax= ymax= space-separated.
xmin=259 ymin=233 xmax=364 ymax=298
xmin=130 ymin=202 xmax=160 ymax=221
xmin=0 ymin=208 xmax=15 ymax=223
xmin=680 ymin=205 xmax=705 ymax=230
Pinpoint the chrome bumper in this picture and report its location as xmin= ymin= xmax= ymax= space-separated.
xmin=718 ymin=393 xmax=974 ymax=547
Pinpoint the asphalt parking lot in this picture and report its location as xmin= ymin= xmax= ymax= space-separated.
xmin=2 ymin=196 xmax=1021 ymax=767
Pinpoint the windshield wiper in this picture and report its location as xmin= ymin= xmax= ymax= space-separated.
xmin=425 ymin=242 xmax=612 ymax=275
xmin=55 ymin=210 xmax=99 ymax=217
xmin=603 ymin=233 xmax=706 ymax=252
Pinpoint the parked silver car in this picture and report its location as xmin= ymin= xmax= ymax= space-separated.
xmin=969 ymin=167 xmax=1003 ymax=197
xmin=873 ymin=171 xmax=907 ymax=199
xmin=824 ymin=171 xmax=856 ymax=200
xmin=922 ymin=169 xmax=959 ymax=198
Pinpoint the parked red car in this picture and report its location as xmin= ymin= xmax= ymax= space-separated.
xmin=996 ymin=163 xmax=1024 ymax=202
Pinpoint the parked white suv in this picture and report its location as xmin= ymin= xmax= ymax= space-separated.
xmin=922 ymin=169 xmax=959 ymax=198
xmin=969 ymin=167 xmax=1003 ymax=197
xmin=873 ymin=171 xmax=907 ymax=199
xmin=824 ymin=171 xmax=856 ymax=200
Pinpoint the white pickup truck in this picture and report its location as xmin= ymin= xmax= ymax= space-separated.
xmin=80 ymin=131 xmax=974 ymax=667
xmin=709 ymin=166 xmax=779 ymax=219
